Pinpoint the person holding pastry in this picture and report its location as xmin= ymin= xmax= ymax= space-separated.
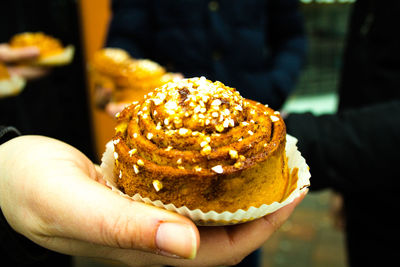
xmin=0 ymin=77 xmax=308 ymax=266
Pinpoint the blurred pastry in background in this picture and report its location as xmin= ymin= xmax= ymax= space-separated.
xmin=9 ymin=32 xmax=74 ymax=66
xmin=0 ymin=62 xmax=25 ymax=98
xmin=91 ymin=47 xmax=181 ymax=110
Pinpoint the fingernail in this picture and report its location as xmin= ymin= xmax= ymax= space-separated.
xmin=156 ymin=222 xmax=198 ymax=259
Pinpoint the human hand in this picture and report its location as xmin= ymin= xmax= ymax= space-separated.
xmin=0 ymin=43 xmax=50 ymax=80
xmin=0 ymin=135 xmax=305 ymax=266
xmin=105 ymin=101 xmax=130 ymax=117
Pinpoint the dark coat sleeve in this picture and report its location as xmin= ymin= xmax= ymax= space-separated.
xmin=284 ymin=101 xmax=400 ymax=193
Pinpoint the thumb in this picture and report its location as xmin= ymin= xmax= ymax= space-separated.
xmin=39 ymin=172 xmax=200 ymax=259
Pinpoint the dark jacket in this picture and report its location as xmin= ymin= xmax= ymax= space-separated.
xmin=106 ymin=0 xmax=307 ymax=110
xmin=0 ymin=0 xmax=94 ymax=161
xmin=285 ymin=1 xmax=400 ymax=266
xmin=1 ymin=1 xmax=94 ymax=265
xmin=286 ymin=101 xmax=400 ymax=267
xmin=339 ymin=0 xmax=400 ymax=110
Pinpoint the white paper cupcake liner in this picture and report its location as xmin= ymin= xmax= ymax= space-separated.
xmin=100 ymin=134 xmax=310 ymax=226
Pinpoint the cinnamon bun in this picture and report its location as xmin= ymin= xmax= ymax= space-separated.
xmin=111 ymin=77 xmax=290 ymax=213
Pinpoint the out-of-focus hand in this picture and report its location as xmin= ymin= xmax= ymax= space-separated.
xmin=93 ymin=85 xmax=113 ymax=110
xmin=0 ymin=135 xmax=306 ymax=266
xmin=0 ymin=43 xmax=50 ymax=80
xmin=105 ymin=101 xmax=131 ymax=117
xmin=0 ymin=43 xmax=39 ymax=62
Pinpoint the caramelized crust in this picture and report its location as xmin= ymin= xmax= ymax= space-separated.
xmin=113 ymin=77 xmax=289 ymax=212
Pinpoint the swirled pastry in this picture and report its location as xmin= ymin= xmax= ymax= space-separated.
xmin=112 ymin=77 xmax=289 ymax=212
xmin=9 ymin=32 xmax=74 ymax=66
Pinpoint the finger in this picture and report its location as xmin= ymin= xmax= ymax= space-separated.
xmin=0 ymin=44 xmax=40 ymax=62
xmin=8 ymin=66 xmax=50 ymax=80
xmin=184 ymin=190 xmax=307 ymax=266
xmin=33 ymin=168 xmax=199 ymax=259
xmin=106 ymin=102 xmax=130 ymax=117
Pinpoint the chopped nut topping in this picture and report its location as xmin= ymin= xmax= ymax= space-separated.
xmin=234 ymin=161 xmax=243 ymax=168
xmin=229 ymin=149 xmax=239 ymax=159
xmin=152 ymin=180 xmax=163 ymax=192
xmin=200 ymin=141 xmax=208 ymax=147
xmin=178 ymin=128 xmax=189 ymax=136
xmin=128 ymin=148 xmax=137 ymax=156
xmin=211 ymin=99 xmax=222 ymax=106
xmin=201 ymin=145 xmax=212 ymax=155
xmin=137 ymin=159 xmax=144 ymax=166
xmin=194 ymin=166 xmax=202 ymax=172
xmin=143 ymin=77 xmax=245 ymax=134
xmin=146 ymin=132 xmax=153 ymax=140
xmin=177 ymin=158 xmax=182 ymax=164
xmin=215 ymin=124 xmax=224 ymax=132
xmin=211 ymin=165 xmax=224 ymax=174
xmin=133 ymin=164 xmax=139 ymax=174
xmin=165 ymin=146 xmax=173 ymax=151
xmin=270 ymin=115 xmax=280 ymax=122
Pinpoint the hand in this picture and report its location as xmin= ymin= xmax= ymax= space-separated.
xmin=105 ymin=101 xmax=130 ymax=117
xmin=0 ymin=43 xmax=50 ymax=80
xmin=0 ymin=135 xmax=305 ymax=266
xmin=93 ymin=85 xmax=113 ymax=110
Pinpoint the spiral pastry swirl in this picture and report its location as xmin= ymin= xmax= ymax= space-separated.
xmin=113 ymin=77 xmax=289 ymax=212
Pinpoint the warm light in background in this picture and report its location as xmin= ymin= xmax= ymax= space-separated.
xmin=79 ymin=0 xmax=114 ymax=162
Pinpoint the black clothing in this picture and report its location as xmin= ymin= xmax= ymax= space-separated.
xmin=286 ymin=1 xmax=400 ymax=266
xmin=0 ymin=0 xmax=95 ymax=160
xmin=339 ymin=0 xmax=400 ymax=110
xmin=106 ymin=0 xmax=307 ymax=110
xmin=1 ymin=0 xmax=94 ymax=266
xmin=286 ymin=101 xmax=400 ymax=267
xmin=286 ymin=101 xmax=400 ymax=193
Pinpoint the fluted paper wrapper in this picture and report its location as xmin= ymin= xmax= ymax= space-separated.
xmin=100 ymin=134 xmax=310 ymax=226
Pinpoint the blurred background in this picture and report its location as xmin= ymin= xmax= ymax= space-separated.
xmin=75 ymin=0 xmax=354 ymax=266
xmin=0 ymin=0 xmax=355 ymax=266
